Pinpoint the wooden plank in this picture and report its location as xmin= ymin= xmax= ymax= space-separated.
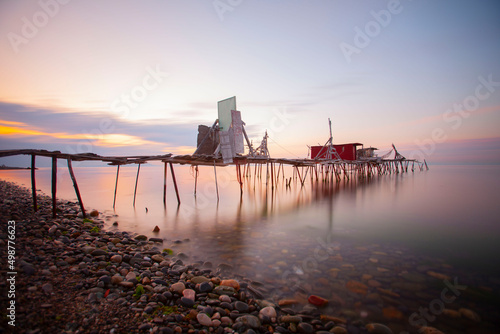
xmin=31 ymin=154 xmax=37 ymax=212
xmin=51 ymin=156 xmax=57 ymax=218
xmin=133 ymin=163 xmax=141 ymax=207
xmin=67 ymin=158 xmax=86 ymax=218
xmin=169 ymin=162 xmax=181 ymax=205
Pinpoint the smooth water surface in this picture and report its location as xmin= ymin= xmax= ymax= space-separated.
xmin=2 ymin=163 xmax=500 ymax=332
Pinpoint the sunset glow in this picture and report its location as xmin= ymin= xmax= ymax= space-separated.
xmin=1 ymin=1 xmax=499 ymax=166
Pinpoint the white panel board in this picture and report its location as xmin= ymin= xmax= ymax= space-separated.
xmin=217 ymin=96 xmax=236 ymax=132
xmin=219 ymin=130 xmax=234 ymax=164
xmin=231 ymin=110 xmax=244 ymax=154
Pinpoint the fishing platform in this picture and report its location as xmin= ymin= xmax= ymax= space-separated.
xmin=0 ymin=96 xmax=428 ymax=218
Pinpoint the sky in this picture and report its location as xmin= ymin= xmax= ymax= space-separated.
xmin=1 ymin=0 xmax=500 ymax=166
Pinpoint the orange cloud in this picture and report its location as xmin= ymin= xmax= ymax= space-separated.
xmin=0 ymin=122 xmax=163 ymax=148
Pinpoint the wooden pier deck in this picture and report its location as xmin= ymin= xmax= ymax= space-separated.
xmin=0 ymin=149 xmax=427 ymax=218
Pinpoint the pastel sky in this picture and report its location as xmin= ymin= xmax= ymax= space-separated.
xmin=1 ymin=0 xmax=500 ymax=166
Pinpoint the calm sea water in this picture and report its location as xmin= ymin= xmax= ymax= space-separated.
xmin=2 ymin=163 xmax=500 ymax=331
xmin=2 ymin=164 xmax=499 ymax=275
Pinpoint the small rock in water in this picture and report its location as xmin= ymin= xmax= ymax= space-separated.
xmin=236 ymin=315 xmax=261 ymax=329
xmin=234 ymin=301 xmax=249 ymax=313
xmin=366 ymin=323 xmax=394 ymax=334
xmin=297 ymin=322 xmax=314 ymax=334
xmin=220 ymin=279 xmax=240 ymax=291
xmin=90 ymin=209 xmax=99 ymax=217
xmin=307 ymin=295 xmax=328 ymax=307
xmin=153 ymin=225 xmax=160 ymax=233
xmin=420 ymin=327 xmax=446 ymax=334
xmin=259 ymin=306 xmax=277 ymax=322
xmin=134 ymin=235 xmax=148 ymax=241
xmin=459 ymin=308 xmax=481 ymax=322
xmin=150 ymin=237 xmax=163 ymax=243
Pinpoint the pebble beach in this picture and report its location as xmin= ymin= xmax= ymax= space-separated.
xmin=1 ymin=179 xmax=499 ymax=334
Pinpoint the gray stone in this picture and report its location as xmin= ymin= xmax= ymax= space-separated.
xmin=42 ymin=283 xmax=53 ymax=294
xmin=297 ymin=322 xmax=314 ymax=334
xmin=180 ymin=297 xmax=195 ymax=308
xmin=235 ymin=315 xmax=261 ymax=329
xmin=134 ymin=235 xmax=148 ymax=241
xmin=199 ymin=281 xmax=213 ymax=293
xmin=234 ymin=301 xmax=249 ymax=313
xmin=139 ymin=323 xmax=152 ymax=331
xmin=149 ymin=237 xmax=163 ymax=243
xmin=91 ymin=249 xmax=108 ymax=257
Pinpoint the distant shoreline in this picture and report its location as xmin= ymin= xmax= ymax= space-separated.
xmin=0 ymin=166 xmax=35 ymax=170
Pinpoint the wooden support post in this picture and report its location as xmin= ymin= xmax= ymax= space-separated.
xmin=236 ymin=163 xmax=243 ymax=195
xmin=213 ymin=161 xmax=219 ymax=203
xmin=113 ymin=165 xmax=120 ymax=209
xmin=295 ymin=165 xmax=305 ymax=186
xmin=194 ymin=165 xmax=199 ymax=196
xmin=163 ymin=162 xmax=168 ymax=204
xmin=67 ymin=158 xmax=86 ymax=218
xmin=265 ymin=162 xmax=269 ymax=187
xmin=133 ymin=163 xmax=141 ymax=207
xmin=270 ymin=162 xmax=275 ymax=189
xmin=51 ymin=156 xmax=57 ymax=218
xmin=31 ymin=154 xmax=37 ymax=212
xmin=424 ymin=159 xmax=429 ymax=170
xmin=169 ymin=162 xmax=181 ymax=205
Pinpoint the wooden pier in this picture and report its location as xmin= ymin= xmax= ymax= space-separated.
xmin=0 ymin=149 xmax=427 ymax=218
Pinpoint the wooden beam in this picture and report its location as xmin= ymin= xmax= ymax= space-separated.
xmin=163 ymin=162 xmax=168 ymax=204
xmin=67 ymin=158 xmax=86 ymax=218
xmin=169 ymin=162 xmax=181 ymax=205
xmin=113 ymin=165 xmax=120 ymax=209
xmin=214 ymin=160 xmax=219 ymax=203
xmin=51 ymin=156 xmax=57 ymax=218
xmin=31 ymin=154 xmax=37 ymax=212
xmin=133 ymin=163 xmax=141 ymax=207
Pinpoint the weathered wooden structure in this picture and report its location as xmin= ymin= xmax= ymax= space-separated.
xmin=0 ymin=148 xmax=426 ymax=219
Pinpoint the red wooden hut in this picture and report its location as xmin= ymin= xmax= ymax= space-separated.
xmin=311 ymin=143 xmax=363 ymax=161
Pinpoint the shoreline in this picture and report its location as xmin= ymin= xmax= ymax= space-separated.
xmin=1 ymin=179 xmax=369 ymax=334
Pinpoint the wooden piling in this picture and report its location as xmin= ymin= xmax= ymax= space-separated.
xmin=163 ymin=162 xmax=168 ymax=204
xmin=213 ymin=161 xmax=219 ymax=203
xmin=31 ymin=154 xmax=37 ymax=212
xmin=51 ymin=156 xmax=57 ymax=218
xmin=113 ymin=165 xmax=120 ymax=209
xmin=67 ymin=158 xmax=86 ymax=218
xmin=169 ymin=162 xmax=181 ymax=205
xmin=194 ymin=165 xmax=199 ymax=196
xmin=133 ymin=163 xmax=141 ymax=207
